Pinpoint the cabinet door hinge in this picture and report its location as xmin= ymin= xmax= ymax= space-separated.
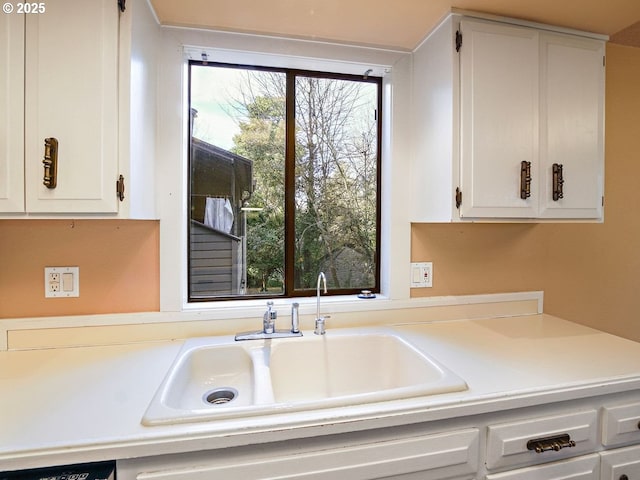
xmin=116 ymin=175 xmax=125 ymax=201
xmin=602 ymin=196 xmax=605 ymax=207
xmin=118 ymin=0 xmax=126 ymax=12
xmin=456 ymin=31 xmax=463 ymax=52
xmin=455 ymin=187 xmax=462 ymax=208
xmin=603 ymin=55 xmax=606 ymax=67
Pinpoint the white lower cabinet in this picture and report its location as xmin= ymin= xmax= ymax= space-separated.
xmin=599 ymin=400 xmax=640 ymax=480
xmin=118 ymin=392 xmax=640 ymax=480
xmin=601 ymin=400 xmax=640 ymax=447
xmin=486 ymin=409 xmax=598 ymax=471
xmin=600 ymin=444 xmax=640 ymax=480
xmin=117 ymin=428 xmax=479 ymax=480
xmin=486 ymin=454 xmax=600 ymax=480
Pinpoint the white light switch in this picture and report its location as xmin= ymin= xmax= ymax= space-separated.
xmin=62 ymin=272 xmax=74 ymax=292
xmin=410 ymin=262 xmax=433 ymax=288
xmin=45 ymin=267 xmax=79 ymax=298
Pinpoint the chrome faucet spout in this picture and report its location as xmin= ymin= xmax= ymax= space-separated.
xmin=316 ymin=272 xmax=327 ymax=322
xmin=315 ymin=272 xmax=329 ymax=335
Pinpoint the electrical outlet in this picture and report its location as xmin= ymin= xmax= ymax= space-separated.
xmin=45 ymin=267 xmax=79 ymax=298
xmin=410 ymin=262 xmax=433 ymax=288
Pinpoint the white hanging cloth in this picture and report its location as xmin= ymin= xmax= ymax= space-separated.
xmin=204 ymin=197 xmax=234 ymax=233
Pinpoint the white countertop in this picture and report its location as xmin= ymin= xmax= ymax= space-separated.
xmin=2 ymin=313 xmax=640 ymax=471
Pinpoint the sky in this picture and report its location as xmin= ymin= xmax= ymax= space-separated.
xmin=190 ymin=65 xmax=247 ymax=150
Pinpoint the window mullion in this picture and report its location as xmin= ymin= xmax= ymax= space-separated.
xmin=284 ymin=71 xmax=297 ymax=296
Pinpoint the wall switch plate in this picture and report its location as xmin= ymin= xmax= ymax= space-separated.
xmin=410 ymin=262 xmax=433 ymax=288
xmin=45 ymin=267 xmax=79 ymax=298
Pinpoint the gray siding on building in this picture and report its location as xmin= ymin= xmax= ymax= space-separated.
xmin=189 ymin=221 xmax=241 ymax=296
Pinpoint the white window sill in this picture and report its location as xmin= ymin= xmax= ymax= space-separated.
xmin=179 ymin=290 xmax=543 ymax=322
xmin=181 ymin=294 xmax=391 ymax=321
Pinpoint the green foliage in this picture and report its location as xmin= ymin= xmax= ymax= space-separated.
xmin=232 ymin=72 xmax=378 ymax=292
xmin=232 ymin=93 xmax=286 ymax=292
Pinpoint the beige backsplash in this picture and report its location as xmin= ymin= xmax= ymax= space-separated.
xmin=0 ymin=219 xmax=160 ymax=318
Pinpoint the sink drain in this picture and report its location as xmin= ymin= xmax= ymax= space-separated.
xmin=203 ymin=387 xmax=238 ymax=405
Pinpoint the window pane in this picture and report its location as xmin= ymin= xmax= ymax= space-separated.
xmin=294 ymin=76 xmax=378 ymax=291
xmin=189 ymin=65 xmax=286 ymax=298
xmin=189 ymin=62 xmax=380 ymax=301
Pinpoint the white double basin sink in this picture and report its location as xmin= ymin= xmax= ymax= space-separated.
xmin=142 ymin=327 xmax=468 ymax=426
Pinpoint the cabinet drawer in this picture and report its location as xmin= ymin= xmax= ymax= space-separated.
xmin=135 ymin=429 xmax=480 ymax=480
xmin=602 ymin=401 xmax=640 ymax=446
xmin=486 ymin=454 xmax=599 ymax=480
xmin=601 ymin=444 xmax=640 ymax=480
xmin=486 ymin=409 xmax=598 ymax=470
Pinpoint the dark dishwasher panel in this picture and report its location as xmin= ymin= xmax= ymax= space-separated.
xmin=0 ymin=461 xmax=115 ymax=480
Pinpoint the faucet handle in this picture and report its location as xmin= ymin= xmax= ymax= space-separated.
xmin=263 ymin=301 xmax=277 ymax=334
xmin=266 ymin=301 xmax=277 ymax=318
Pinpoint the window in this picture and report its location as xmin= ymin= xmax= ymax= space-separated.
xmin=188 ymin=61 xmax=381 ymax=301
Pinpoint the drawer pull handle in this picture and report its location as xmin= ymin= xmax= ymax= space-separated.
xmin=526 ymin=433 xmax=576 ymax=453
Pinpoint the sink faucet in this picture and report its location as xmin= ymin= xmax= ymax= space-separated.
xmin=315 ymin=272 xmax=330 ymax=335
xmin=235 ymin=301 xmax=303 ymax=341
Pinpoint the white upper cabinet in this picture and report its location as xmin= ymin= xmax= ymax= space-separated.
xmin=0 ymin=0 xmax=159 ymax=217
xmin=411 ymin=13 xmax=606 ymax=222
xmin=24 ymin=0 xmax=119 ymax=213
xmin=539 ymin=32 xmax=605 ymax=219
xmin=0 ymin=12 xmax=25 ymax=212
xmin=459 ymin=19 xmax=540 ymax=219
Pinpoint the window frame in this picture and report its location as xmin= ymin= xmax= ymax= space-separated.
xmin=187 ymin=61 xmax=383 ymax=302
xmin=156 ymin=28 xmax=414 ymax=315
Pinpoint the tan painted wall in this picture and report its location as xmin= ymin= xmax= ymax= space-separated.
xmin=412 ymin=43 xmax=640 ymax=342
xmin=0 ymin=220 xmax=159 ymax=318
xmin=1 ymin=45 xmax=638 ymax=345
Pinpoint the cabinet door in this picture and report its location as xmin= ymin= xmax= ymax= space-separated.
xmin=486 ymin=454 xmax=599 ymax=480
xmin=602 ymin=400 xmax=640 ymax=447
xmin=0 ymin=12 xmax=24 ymax=212
xmin=486 ymin=409 xmax=598 ymax=471
xmin=459 ymin=19 xmax=539 ymax=219
xmin=600 ymin=444 xmax=640 ymax=480
xmin=538 ymin=33 xmax=605 ymax=219
xmin=120 ymin=429 xmax=479 ymax=480
xmin=24 ymin=0 xmax=119 ymax=213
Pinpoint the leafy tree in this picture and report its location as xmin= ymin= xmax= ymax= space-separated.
xmin=231 ymin=73 xmax=287 ymax=292
xmin=293 ymin=76 xmax=377 ymax=289
xmin=231 ymin=70 xmax=378 ymax=292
